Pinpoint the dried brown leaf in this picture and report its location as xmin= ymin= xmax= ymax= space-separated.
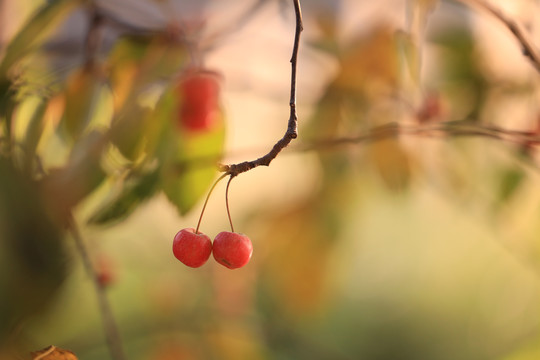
xmin=30 ymin=346 xmax=77 ymax=360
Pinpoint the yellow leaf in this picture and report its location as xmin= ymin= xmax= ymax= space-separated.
xmin=63 ymin=66 xmax=113 ymax=139
xmin=335 ymin=26 xmax=399 ymax=97
xmin=367 ymin=138 xmax=412 ymax=191
xmin=261 ymin=203 xmax=333 ymax=316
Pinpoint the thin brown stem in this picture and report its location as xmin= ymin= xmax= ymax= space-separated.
xmin=195 ymin=173 xmax=228 ymax=233
xmin=84 ymin=5 xmax=104 ymax=69
xmin=456 ymin=0 xmax=540 ymax=74
xmin=169 ymin=121 xmax=540 ymax=172
xmin=67 ymin=215 xmax=127 ymax=360
xmin=225 ymin=175 xmax=235 ymax=233
xmin=219 ymin=0 xmax=303 ymax=177
xmin=297 ymin=122 xmax=540 ymax=150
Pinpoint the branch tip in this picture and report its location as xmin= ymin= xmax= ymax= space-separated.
xmin=218 ymin=0 xmax=303 ymax=178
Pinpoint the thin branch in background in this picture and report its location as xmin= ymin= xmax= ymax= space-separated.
xmin=298 ymin=122 xmax=540 ymax=151
xmin=219 ymin=0 xmax=303 ymax=177
xmin=456 ymin=0 xmax=540 ymax=74
xmin=170 ymin=121 xmax=540 ymax=174
xmin=67 ymin=215 xmax=127 ymax=360
xmin=65 ymin=9 xmax=127 ymax=360
xmin=84 ymin=5 xmax=104 ymax=69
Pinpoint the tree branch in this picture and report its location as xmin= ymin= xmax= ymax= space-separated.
xmin=171 ymin=121 xmax=540 ymax=175
xmin=349 ymin=120 xmax=532 ymax=148
xmin=219 ymin=0 xmax=303 ymax=177
xmin=67 ymin=216 xmax=127 ymax=360
xmin=298 ymin=121 xmax=540 ymax=151
xmin=84 ymin=4 xmax=104 ymax=69
xmin=455 ymin=0 xmax=540 ymax=74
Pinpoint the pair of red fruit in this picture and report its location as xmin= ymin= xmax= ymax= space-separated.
xmin=173 ymin=229 xmax=252 ymax=269
xmin=173 ymin=69 xmax=252 ymax=269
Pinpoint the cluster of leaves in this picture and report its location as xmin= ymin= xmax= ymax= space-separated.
xmin=1 ymin=1 xmax=227 ymax=222
xmin=0 ymin=0 xmax=225 ymax=348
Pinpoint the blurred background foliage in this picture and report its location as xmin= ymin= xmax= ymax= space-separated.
xmin=2 ymin=0 xmax=540 ymax=359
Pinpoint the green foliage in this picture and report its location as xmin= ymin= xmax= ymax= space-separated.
xmin=158 ymin=87 xmax=226 ymax=215
xmin=88 ymin=169 xmax=161 ymax=225
xmin=0 ymin=0 xmax=80 ymax=80
xmin=430 ymin=27 xmax=489 ymax=120
xmin=13 ymin=96 xmax=47 ymax=173
xmin=62 ymin=66 xmax=112 ymax=140
xmin=0 ymin=157 xmax=66 ymax=343
xmin=497 ymin=167 xmax=526 ymax=203
xmin=0 ymin=1 xmax=223 ymax=227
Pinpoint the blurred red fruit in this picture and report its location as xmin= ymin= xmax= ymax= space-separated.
xmin=177 ymin=69 xmax=221 ymax=132
xmin=417 ymin=92 xmax=442 ymax=124
xmin=96 ymin=254 xmax=116 ymax=287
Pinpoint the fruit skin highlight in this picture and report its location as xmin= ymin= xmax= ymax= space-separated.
xmin=212 ymin=231 xmax=253 ymax=269
xmin=172 ymin=228 xmax=213 ymax=268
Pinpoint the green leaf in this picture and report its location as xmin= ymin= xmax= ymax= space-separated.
xmin=20 ymin=97 xmax=47 ymax=173
xmin=0 ymin=0 xmax=80 ymax=80
xmin=157 ymin=88 xmax=226 ymax=215
xmin=110 ymin=104 xmax=153 ymax=161
xmin=88 ymin=169 xmax=161 ymax=225
xmin=106 ymin=35 xmax=188 ymax=161
xmin=162 ymin=127 xmax=226 ymax=215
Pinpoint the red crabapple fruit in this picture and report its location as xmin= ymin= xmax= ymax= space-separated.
xmin=172 ymin=228 xmax=212 ymax=268
xmin=212 ymin=231 xmax=253 ymax=269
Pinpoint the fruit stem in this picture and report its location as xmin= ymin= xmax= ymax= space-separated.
xmin=225 ymin=175 xmax=235 ymax=233
xmin=195 ymin=173 xmax=228 ymax=233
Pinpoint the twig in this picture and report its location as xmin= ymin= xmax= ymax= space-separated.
xmin=167 ymin=121 xmax=540 ymax=173
xmin=219 ymin=0 xmax=303 ymax=177
xmin=67 ymin=215 xmax=127 ymax=360
xmin=84 ymin=5 xmax=104 ymax=69
xmin=298 ymin=122 xmax=540 ymax=150
xmin=455 ymin=0 xmax=540 ymax=74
